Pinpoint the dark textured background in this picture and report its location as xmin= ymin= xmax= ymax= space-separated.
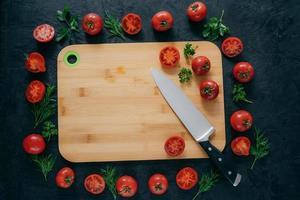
xmin=1 ymin=0 xmax=300 ymax=199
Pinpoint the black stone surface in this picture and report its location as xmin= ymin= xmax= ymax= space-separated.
xmin=1 ymin=0 xmax=300 ymax=199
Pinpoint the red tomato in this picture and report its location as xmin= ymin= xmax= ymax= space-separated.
xmin=221 ymin=37 xmax=244 ymax=58
xmin=199 ymin=80 xmax=219 ymax=100
xmin=56 ymin=167 xmax=75 ymax=189
xmin=187 ymin=1 xmax=207 ymax=22
xmin=176 ymin=167 xmax=198 ymax=190
xmin=192 ymin=56 xmax=211 ymax=75
xmin=233 ymin=62 xmax=254 ymax=83
xmin=231 ymin=136 xmax=251 ymax=156
xmin=116 ymin=176 xmax=138 ymax=198
xmin=82 ymin=13 xmax=103 ymax=35
xmin=164 ymin=136 xmax=185 ymax=157
xmin=148 ymin=174 xmax=168 ymax=195
xmin=25 ymin=80 xmax=46 ymax=103
xmin=159 ymin=46 xmax=180 ymax=68
xmin=33 ymin=24 xmax=55 ymax=43
xmin=25 ymin=52 xmax=46 ymax=73
xmin=151 ymin=11 xmax=173 ymax=32
xmin=122 ymin=13 xmax=142 ymax=35
xmin=230 ymin=110 xmax=253 ymax=132
xmin=22 ymin=134 xmax=46 ymax=155
xmin=84 ymin=174 xmax=106 ymax=195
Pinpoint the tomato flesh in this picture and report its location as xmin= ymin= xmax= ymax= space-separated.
xmin=116 ymin=175 xmax=138 ymax=197
xmin=231 ymin=136 xmax=251 ymax=156
xmin=25 ymin=80 xmax=46 ymax=103
xmin=84 ymin=174 xmax=105 ymax=195
xmin=221 ymin=37 xmax=244 ymax=58
xmin=33 ymin=24 xmax=55 ymax=43
xmin=122 ymin=13 xmax=142 ymax=35
xmin=164 ymin=136 xmax=185 ymax=156
xmin=176 ymin=167 xmax=198 ymax=190
xmin=56 ymin=167 xmax=75 ymax=189
xmin=159 ymin=46 xmax=180 ymax=68
xmin=22 ymin=134 xmax=46 ymax=155
xmin=25 ymin=52 xmax=46 ymax=73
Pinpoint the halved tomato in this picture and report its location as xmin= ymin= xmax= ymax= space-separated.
xmin=231 ymin=136 xmax=251 ymax=156
xmin=25 ymin=80 xmax=46 ymax=103
xmin=221 ymin=37 xmax=244 ymax=58
xmin=164 ymin=136 xmax=185 ymax=156
xmin=122 ymin=13 xmax=142 ymax=35
xmin=159 ymin=46 xmax=180 ymax=68
xmin=176 ymin=167 xmax=198 ymax=190
xmin=25 ymin=52 xmax=46 ymax=73
xmin=33 ymin=24 xmax=55 ymax=43
xmin=84 ymin=174 xmax=106 ymax=195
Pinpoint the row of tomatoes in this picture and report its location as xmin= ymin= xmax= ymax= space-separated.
xmin=33 ymin=2 xmax=207 ymax=42
xmin=55 ymin=166 xmax=198 ymax=197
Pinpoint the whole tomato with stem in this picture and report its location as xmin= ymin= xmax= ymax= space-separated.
xmin=192 ymin=56 xmax=211 ymax=75
xmin=199 ymin=80 xmax=219 ymax=100
xmin=116 ymin=175 xmax=138 ymax=198
xmin=148 ymin=173 xmax=168 ymax=195
xmin=233 ymin=62 xmax=254 ymax=83
xmin=231 ymin=136 xmax=251 ymax=156
xmin=56 ymin=167 xmax=75 ymax=189
xmin=187 ymin=1 xmax=207 ymax=22
xmin=151 ymin=11 xmax=173 ymax=32
xmin=82 ymin=13 xmax=103 ymax=35
xmin=22 ymin=134 xmax=46 ymax=155
xmin=230 ymin=110 xmax=253 ymax=132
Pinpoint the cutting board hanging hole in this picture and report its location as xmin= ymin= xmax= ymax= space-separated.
xmin=64 ymin=51 xmax=80 ymax=67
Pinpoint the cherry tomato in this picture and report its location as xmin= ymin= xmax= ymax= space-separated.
xmin=122 ymin=13 xmax=142 ymax=35
xmin=199 ymin=80 xmax=219 ymax=100
xmin=231 ymin=136 xmax=251 ymax=156
xmin=176 ymin=167 xmax=198 ymax=190
xmin=22 ymin=134 xmax=46 ymax=155
xmin=192 ymin=56 xmax=211 ymax=75
xmin=230 ymin=110 xmax=253 ymax=132
xmin=116 ymin=175 xmax=138 ymax=198
xmin=221 ymin=37 xmax=244 ymax=58
xmin=82 ymin=13 xmax=103 ymax=35
xmin=159 ymin=46 xmax=180 ymax=68
xmin=187 ymin=1 xmax=207 ymax=22
xmin=164 ymin=136 xmax=185 ymax=157
xmin=148 ymin=174 xmax=168 ymax=195
xmin=33 ymin=24 xmax=55 ymax=43
xmin=25 ymin=52 xmax=46 ymax=73
xmin=56 ymin=167 xmax=75 ymax=189
xmin=84 ymin=174 xmax=106 ymax=195
xmin=25 ymin=80 xmax=46 ymax=103
xmin=151 ymin=11 xmax=173 ymax=32
xmin=233 ymin=62 xmax=254 ymax=83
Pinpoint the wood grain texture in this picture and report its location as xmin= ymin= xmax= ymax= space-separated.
xmin=57 ymin=41 xmax=225 ymax=162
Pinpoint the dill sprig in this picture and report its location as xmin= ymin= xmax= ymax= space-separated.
xmin=104 ymin=11 xmax=125 ymax=40
xmin=32 ymin=154 xmax=56 ymax=181
xmin=41 ymin=121 xmax=58 ymax=142
xmin=100 ymin=166 xmax=118 ymax=200
xmin=192 ymin=170 xmax=219 ymax=200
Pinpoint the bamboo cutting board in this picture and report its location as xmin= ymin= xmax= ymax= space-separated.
xmin=57 ymin=41 xmax=225 ymax=162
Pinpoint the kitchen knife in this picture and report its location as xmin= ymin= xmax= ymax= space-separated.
xmin=151 ymin=68 xmax=241 ymax=187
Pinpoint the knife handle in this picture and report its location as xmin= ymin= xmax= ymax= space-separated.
xmin=199 ymin=140 xmax=242 ymax=187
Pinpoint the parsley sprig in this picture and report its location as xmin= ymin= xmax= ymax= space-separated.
xmin=192 ymin=171 xmax=219 ymax=200
xmin=104 ymin=11 xmax=125 ymax=40
xmin=56 ymin=6 xmax=79 ymax=42
xmin=101 ymin=166 xmax=118 ymax=200
xmin=184 ymin=43 xmax=197 ymax=59
xmin=250 ymin=127 xmax=270 ymax=170
xmin=31 ymin=85 xmax=56 ymax=128
xmin=178 ymin=67 xmax=192 ymax=83
xmin=202 ymin=10 xmax=229 ymax=41
xmin=32 ymin=154 xmax=56 ymax=181
xmin=232 ymin=83 xmax=253 ymax=104
xmin=42 ymin=121 xmax=58 ymax=142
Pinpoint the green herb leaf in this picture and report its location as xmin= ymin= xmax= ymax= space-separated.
xmin=101 ymin=166 xmax=118 ymax=200
xmin=31 ymin=85 xmax=56 ymax=128
xmin=178 ymin=67 xmax=192 ymax=83
xmin=56 ymin=5 xmax=78 ymax=42
xmin=104 ymin=10 xmax=125 ymax=40
xmin=250 ymin=127 xmax=270 ymax=170
xmin=183 ymin=43 xmax=197 ymax=59
xmin=32 ymin=154 xmax=56 ymax=181
xmin=57 ymin=10 xmax=64 ymax=21
xmin=202 ymin=10 xmax=229 ymax=41
xmin=55 ymin=28 xmax=70 ymax=42
xmin=232 ymin=83 xmax=253 ymax=104
xmin=42 ymin=121 xmax=58 ymax=142
xmin=192 ymin=170 xmax=219 ymax=200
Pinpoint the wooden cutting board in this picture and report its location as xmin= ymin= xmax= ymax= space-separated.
xmin=57 ymin=41 xmax=225 ymax=162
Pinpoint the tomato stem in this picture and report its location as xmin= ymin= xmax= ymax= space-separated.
xmin=160 ymin=20 xmax=168 ymax=27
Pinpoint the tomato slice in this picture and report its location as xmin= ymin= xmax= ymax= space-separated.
xmin=221 ymin=37 xmax=243 ymax=58
xmin=25 ymin=80 xmax=46 ymax=103
xmin=33 ymin=24 xmax=55 ymax=43
xmin=84 ymin=174 xmax=106 ymax=195
xmin=176 ymin=167 xmax=198 ymax=190
xmin=121 ymin=13 xmax=142 ymax=35
xmin=159 ymin=46 xmax=180 ymax=68
xmin=231 ymin=136 xmax=251 ymax=156
xmin=25 ymin=52 xmax=46 ymax=73
xmin=164 ymin=136 xmax=185 ymax=156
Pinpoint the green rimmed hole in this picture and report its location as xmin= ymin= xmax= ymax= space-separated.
xmin=64 ymin=51 xmax=80 ymax=67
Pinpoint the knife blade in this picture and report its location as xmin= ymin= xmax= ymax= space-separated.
xmin=151 ymin=68 xmax=242 ymax=187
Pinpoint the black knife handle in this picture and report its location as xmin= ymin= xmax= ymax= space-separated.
xmin=199 ymin=140 xmax=242 ymax=186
